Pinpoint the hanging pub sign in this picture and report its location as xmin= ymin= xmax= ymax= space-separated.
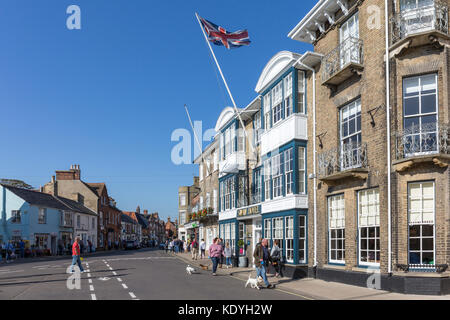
xmin=237 ymin=205 xmax=261 ymax=218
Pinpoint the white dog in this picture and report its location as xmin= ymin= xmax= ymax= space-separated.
xmin=245 ymin=274 xmax=263 ymax=290
xmin=186 ymin=265 xmax=195 ymax=275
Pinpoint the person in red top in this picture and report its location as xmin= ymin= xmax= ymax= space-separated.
xmin=70 ymin=236 xmax=85 ymax=273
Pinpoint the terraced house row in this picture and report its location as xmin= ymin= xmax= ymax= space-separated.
xmin=179 ymin=0 xmax=450 ymax=295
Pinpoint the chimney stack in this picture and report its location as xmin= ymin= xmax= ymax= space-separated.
xmin=73 ymin=164 xmax=81 ymax=180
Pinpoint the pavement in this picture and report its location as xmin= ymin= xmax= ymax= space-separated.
xmin=173 ymin=250 xmax=450 ymax=300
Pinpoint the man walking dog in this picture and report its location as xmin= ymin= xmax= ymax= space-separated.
xmin=253 ymin=238 xmax=273 ymax=289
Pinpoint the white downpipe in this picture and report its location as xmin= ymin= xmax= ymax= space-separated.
xmin=295 ymin=59 xmax=317 ymax=268
xmin=385 ymin=0 xmax=392 ymax=274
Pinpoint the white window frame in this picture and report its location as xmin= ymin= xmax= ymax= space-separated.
xmin=403 ymin=74 xmax=438 ymax=156
xmin=272 ymin=217 xmax=284 ymax=255
xmin=408 ymin=181 xmax=435 ymax=267
xmin=340 ymin=12 xmax=360 ymax=67
xmin=264 ymin=159 xmax=271 ymax=201
xmin=254 ymin=111 xmax=261 ymax=145
xmin=284 ymin=148 xmax=293 ymax=195
xmin=272 ymin=82 xmax=283 ymax=125
xmin=298 ymin=215 xmax=306 ymax=263
xmin=213 ymin=189 xmax=218 ymax=213
xmin=264 ymin=219 xmax=271 ymax=241
xmin=340 ymin=99 xmax=362 ymax=169
xmin=284 ymin=73 xmax=293 ymax=118
xmin=358 ymin=189 xmax=380 ymax=266
xmin=179 ymin=194 xmax=186 ymax=207
xmin=297 ymin=70 xmax=306 ymax=114
xmin=272 ymin=154 xmax=283 ymax=199
xmin=285 ymin=216 xmax=294 ymax=263
xmin=328 ymin=194 xmax=345 ymax=264
xmin=298 ymin=147 xmax=306 ymax=194
xmin=264 ymin=93 xmax=271 ymax=130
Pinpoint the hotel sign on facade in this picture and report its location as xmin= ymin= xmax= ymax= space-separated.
xmin=237 ymin=205 xmax=261 ymax=218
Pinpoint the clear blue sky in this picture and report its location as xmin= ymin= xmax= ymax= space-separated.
xmin=0 ymin=0 xmax=314 ymax=221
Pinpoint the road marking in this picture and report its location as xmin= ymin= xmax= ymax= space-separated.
xmin=0 ymin=270 xmax=24 ymax=274
xmin=89 ymin=285 xmax=94 ymax=291
xmin=117 ymin=278 xmax=122 ymax=282
xmin=129 ymin=292 xmax=136 ymax=299
xmin=32 ymin=265 xmax=50 ymax=268
xmin=88 ymin=279 xmax=92 ymax=284
xmin=122 ymin=284 xmax=128 ymax=289
xmin=91 ymin=294 xmax=97 ymax=300
xmin=112 ymin=271 xmax=117 ymax=275
xmin=108 ymin=267 xmax=113 ymax=270
xmin=87 ymin=273 xmax=91 ymax=278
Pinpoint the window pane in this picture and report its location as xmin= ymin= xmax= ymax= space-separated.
xmin=404 ymin=97 xmax=420 ymax=116
xmin=422 ymin=238 xmax=434 ymax=251
xmin=421 ymin=95 xmax=436 ymax=114
xmin=409 ymin=225 xmax=420 ymax=237
xmin=422 ymin=225 xmax=434 ymax=236
xmin=422 ymin=252 xmax=434 ymax=264
xmin=409 ymin=238 xmax=420 ymax=250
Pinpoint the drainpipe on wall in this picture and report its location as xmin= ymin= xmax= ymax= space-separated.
xmin=295 ymin=59 xmax=317 ymax=272
xmin=385 ymin=0 xmax=393 ymax=275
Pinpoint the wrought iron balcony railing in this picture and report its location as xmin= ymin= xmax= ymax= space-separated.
xmin=322 ymin=36 xmax=364 ymax=85
xmin=391 ymin=1 xmax=449 ymax=44
xmin=318 ymin=142 xmax=368 ymax=178
xmin=394 ymin=123 xmax=450 ymax=160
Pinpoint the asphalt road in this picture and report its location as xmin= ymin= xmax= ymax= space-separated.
xmin=0 ymin=249 xmax=305 ymax=300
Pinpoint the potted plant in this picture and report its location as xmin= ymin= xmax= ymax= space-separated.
xmin=237 ymin=240 xmax=248 ymax=267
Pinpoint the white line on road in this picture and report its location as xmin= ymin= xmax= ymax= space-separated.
xmin=91 ymin=294 xmax=97 ymax=300
xmin=89 ymin=285 xmax=94 ymax=291
xmin=87 ymin=273 xmax=91 ymax=278
xmin=122 ymin=284 xmax=128 ymax=289
xmin=117 ymin=278 xmax=122 ymax=282
xmin=112 ymin=271 xmax=117 ymax=275
xmin=0 ymin=270 xmax=24 ymax=274
xmin=129 ymin=292 xmax=136 ymax=299
xmin=88 ymin=279 xmax=92 ymax=284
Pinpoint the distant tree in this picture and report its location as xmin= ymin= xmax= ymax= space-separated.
xmin=0 ymin=179 xmax=33 ymax=190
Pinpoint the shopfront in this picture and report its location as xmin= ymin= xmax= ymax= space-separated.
xmin=261 ymin=209 xmax=308 ymax=279
xmin=184 ymin=222 xmax=199 ymax=242
xmin=236 ymin=205 xmax=262 ymax=264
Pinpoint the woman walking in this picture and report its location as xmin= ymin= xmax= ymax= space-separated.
xmin=208 ymin=238 xmax=224 ymax=276
xmin=224 ymin=242 xmax=232 ymax=269
xmin=270 ymin=239 xmax=282 ymax=278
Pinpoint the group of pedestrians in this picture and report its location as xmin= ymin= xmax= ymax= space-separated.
xmin=0 ymin=241 xmax=18 ymax=263
xmin=206 ymin=237 xmax=279 ymax=289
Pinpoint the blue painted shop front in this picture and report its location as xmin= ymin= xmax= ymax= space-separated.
xmin=262 ymin=209 xmax=308 ymax=279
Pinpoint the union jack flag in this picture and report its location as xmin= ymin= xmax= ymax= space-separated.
xmin=198 ymin=15 xmax=251 ymax=49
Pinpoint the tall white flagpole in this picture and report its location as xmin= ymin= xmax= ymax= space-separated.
xmin=184 ymin=104 xmax=211 ymax=176
xmin=195 ymin=13 xmax=255 ymax=156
